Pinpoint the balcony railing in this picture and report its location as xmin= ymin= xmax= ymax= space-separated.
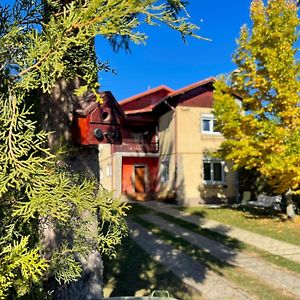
xmin=112 ymin=139 xmax=159 ymax=153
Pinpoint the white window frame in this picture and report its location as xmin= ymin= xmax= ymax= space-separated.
xmin=203 ymin=158 xmax=225 ymax=185
xmin=201 ymin=114 xmax=220 ymax=134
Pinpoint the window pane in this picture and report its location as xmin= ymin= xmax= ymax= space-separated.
xmin=213 ymin=163 xmax=222 ymax=181
xmin=161 ymin=161 xmax=169 ymax=182
xmin=132 ymin=132 xmax=143 ymax=142
xmin=203 ymin=163 xmax=211 ymax=180
xmin=213 ymin=120 xmax=219 ymax=132
xmin=202 ymin=119 xmax=210 ymax=132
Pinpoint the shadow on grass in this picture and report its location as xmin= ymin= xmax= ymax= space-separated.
xmin=103 ymin=236 xmax=200 ymax=300
xmin=120 ymin=204 xmax=246 ymax=297
xmin=157 ymin=212 xmax=244 ymax=250
xmin=228 ymin=205 xmax=286 ymax=221
xmin=133 ymin=215 xmax=235 ymax=271
xmin=188 ymin=204 xmax=285 ymax=222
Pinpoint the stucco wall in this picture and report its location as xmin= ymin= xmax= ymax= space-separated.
xmin=157 ymin=106 xmax=237 ymax=204
xmin=158 ymin=110 xmax=176 ymax=199
xmin=98 ymin=144 xmax=113 ymax=191
xmin=176 ymin=106 xmax=236 ymax=205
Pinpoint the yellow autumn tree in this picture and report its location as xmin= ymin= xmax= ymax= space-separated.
xmin=213 ymin=0 xmax=300 ymax=215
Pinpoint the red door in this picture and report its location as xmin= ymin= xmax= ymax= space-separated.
xmin=135 ymin=166 xmax=145 ymax=193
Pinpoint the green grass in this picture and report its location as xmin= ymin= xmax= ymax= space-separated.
xmin=179 ymin=206 xmax=300 ymax=246
xmin=156 ymin=212 xmax=245 ymax=250
xmin=156 ymin=210 xmax=300 ymax=276
xmin=120 ymin=204 xmax=300 ymax=300
xmin=132 ymin=215 xmax=296 ymax=300
xmin=103 ymin=236 xmax=203 ymax=300
xmin=129 ymin=203 xmax=300 ymax=275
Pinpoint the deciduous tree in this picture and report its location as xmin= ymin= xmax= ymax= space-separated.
xmin=213 ymin=0 xmax=300 ymax=216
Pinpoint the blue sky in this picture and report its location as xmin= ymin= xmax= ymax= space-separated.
xmin=96 ymin=1 xmax=253 ymax=100
xmin=2 ymin=0 xmax=253 ymax=100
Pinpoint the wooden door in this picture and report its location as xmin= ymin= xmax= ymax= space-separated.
xmin=134 ymin=166 xmax=145 ymax=193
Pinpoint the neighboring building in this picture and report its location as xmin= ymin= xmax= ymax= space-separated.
xmin=97 ymin=77 xmax=238 ymax=206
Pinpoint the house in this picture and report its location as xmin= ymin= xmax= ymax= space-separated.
xmin=98 ymin=77 xmax=238 ymax=206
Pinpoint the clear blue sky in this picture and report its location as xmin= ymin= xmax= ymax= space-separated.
xmin=96 ymin=1 xmax=253 ymax=100
xmin=2 ymin=0 xmax=253 ymax=100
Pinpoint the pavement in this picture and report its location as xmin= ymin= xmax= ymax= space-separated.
xmin=126 ymin=200 xmax=300 ymax=300
xmin=138 ymin=201 xmax=300 ymax=264
xmin=141 ymin=213 xmax=300 ymax=298
xmin=128 ymin=220 xmax=254 ymax=300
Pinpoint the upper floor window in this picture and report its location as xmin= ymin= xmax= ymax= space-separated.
xmin=203 ymin=159 xmax=225 ymax=184
xmin=201 ymin=114 xmax=220 ymax=134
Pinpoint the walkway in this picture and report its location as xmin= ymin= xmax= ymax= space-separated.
xmin=140 ymin=213 xmax=300 ymax=298
xmin=128 ymin=220 xmax=254 ymax=300
xmin=139 ymin=201 xmax=300 ymax=264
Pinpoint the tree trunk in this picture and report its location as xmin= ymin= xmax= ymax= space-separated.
xmin=40 ymin=79 xmax=103 ymax=299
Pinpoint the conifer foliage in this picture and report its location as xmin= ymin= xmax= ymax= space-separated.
xmin=0 ymin=0 xmax=199 ymax=298
xmin=214 ymin=0 xmax=300 ymax=197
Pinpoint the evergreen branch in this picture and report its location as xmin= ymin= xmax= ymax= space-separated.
xmin=17 ymin=49 xmax=51 ymax=77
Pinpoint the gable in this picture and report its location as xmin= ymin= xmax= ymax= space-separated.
xmin=177 ymin=86 xmax=214 ymax=108
xmin=119 ymin=86 xmax=173 ymax=113
xmin=153 ymin=79 xmax=215 ymax=116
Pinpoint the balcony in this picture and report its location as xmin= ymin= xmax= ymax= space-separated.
xmin=112 ymin=139 xmax=159 ymax=153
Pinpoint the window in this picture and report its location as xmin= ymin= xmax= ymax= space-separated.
xmin=203 ymin=159 xmax=225 ymax=184
xmin=201 ymin=115 xmax=220 ymax=134
xmin=106 ymin=164 xmax=112 ymax=177
xmin=161 ymin=158 xmax=169 ymax=183
xmin=132 ymin=132 xmax=144 ymax=142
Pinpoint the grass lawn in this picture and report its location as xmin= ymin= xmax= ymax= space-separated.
xmin=179 ymin=206 xmax=300 ymax=247
xmin=158 ymin=211 xmax=300 ymax=275
xmin=103 ymin=236 xmax=203 ymax=300
xmin=132 ymin=215 xmax=296 ymax=300
xmin=106 ymin=203 xmax=300 ymax=300
xmin=130 ymin=203 xmax=300 ymax=275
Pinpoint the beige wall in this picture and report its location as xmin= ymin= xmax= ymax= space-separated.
xmin=113 ymin=153 xmax=122 ymax=195
xmin=158 ymin=110 xmax=176 ymax=199
xmin=98 ymin=144 xmax=113 ymax=191
xmin=99 ymin=105 xmax=237 ymax=205
xmin=158 ymin=106 xmax=236 ymax=206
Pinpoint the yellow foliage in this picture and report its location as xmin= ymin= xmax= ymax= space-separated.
xmin=214 ymin=0 xmax=300 ymax=195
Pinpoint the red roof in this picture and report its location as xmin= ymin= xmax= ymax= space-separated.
xmin=153 ymin=77 xmax=216 ymax=109
xmin=109 ymin=77 xmax=217 ymax=118
xmin=168 ymin=77 xmax=215 ymax=97
xmin=119 ymin=85 xmax=173 ymax=113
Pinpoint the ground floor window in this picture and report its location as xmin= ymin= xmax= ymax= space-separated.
xmin=160 ymin=158 xmax=169 ymax=183
xmin=203 ymin=159 xmax=225 ymax=184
